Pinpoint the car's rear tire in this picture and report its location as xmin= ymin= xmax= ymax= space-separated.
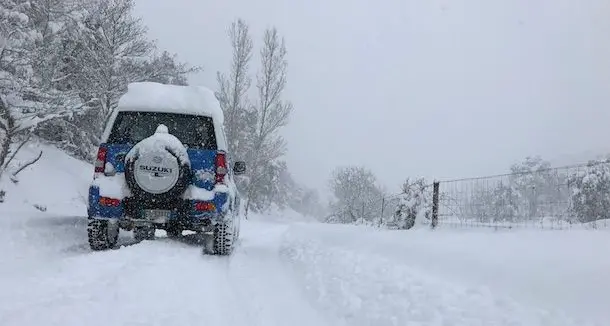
xmin=88 ymin=220 xmax=119 ymax=250
xmin=134 ymin=226 xmax=155 ymax=241
xmin=213 ymin=219 xmax=235 ymax=255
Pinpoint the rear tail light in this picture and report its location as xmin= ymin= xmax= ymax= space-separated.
xmin=99 ymin=197 xmax=121 ymax=207
xmin=95 ymin=146 xmax=107 ymax=173
xmin=215 ymin=151 xmax=227 ymax=184
xmin=195 ymin=202 xmax=216 ymax=211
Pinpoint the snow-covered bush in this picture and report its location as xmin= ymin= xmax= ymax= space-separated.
xmin=393 ymin=178 xmax=431 ymax=229
xmin=568 ymin=160 xmax=610 ymax=223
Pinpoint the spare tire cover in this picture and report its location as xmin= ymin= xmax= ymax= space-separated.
xmin=133 ymin=150 xmax=180 ymax=194
xmin=124 ymin=124 xmax=191 ymax=196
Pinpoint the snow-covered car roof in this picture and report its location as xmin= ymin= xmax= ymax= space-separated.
xmin=117 ymin=82 xmax=224 ymax=125
xmin=102 ymin=82 xmax=227 ymax=151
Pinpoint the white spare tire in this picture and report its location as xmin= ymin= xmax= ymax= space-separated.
xmin=124 ymin=124 xmax=191 ymax=202
xmin=133 ymin=149 xmax=180 ymax=194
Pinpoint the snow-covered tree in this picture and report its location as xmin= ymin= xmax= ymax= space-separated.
xmin=28 ymin=0 xmax=198 ymax=161
xmin=0 ymin=96 xmax=12 ymax=172
xmin=215 ymin=18 xmax=255 ymax=161
xmin=215 ymin=20 xmax=300 ymax=216
xmin=0 ymin=0 xmax=83 ymax=180
xmin=508 ymin=156 xmax=558 ymax=220
xmin=140 ymin=51 xmax=200 ymax=86
xmin=328 ymin=166 xmax=384 ymax=224
xmin=293 ymin=188 xmax=325 ymax=219
xmin=242 ymin=26 xmax=293 ymax=217
xmin=1 ymin=0 xmax=36 ymax=171
xmin=273 ymin=167 xmax=326 ymax=219
xmin=63 ymin=0 xmax=154 ymax=125
xmin=1 ymin=0 xmax=199 ymax=192
xmin=568 ymin=160 xmax=610 ymax=223
xmin=245 ymin=159 xmax=288 ymax=212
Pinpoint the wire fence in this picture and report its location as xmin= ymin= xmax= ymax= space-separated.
xmin=329 ymin=160 xmax=610 ymax=231
xmin=435 ymin=160 xmax=610 ymax=230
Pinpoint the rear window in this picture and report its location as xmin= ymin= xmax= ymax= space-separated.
xmin=107 ymin=111 xmax=217 ymax=150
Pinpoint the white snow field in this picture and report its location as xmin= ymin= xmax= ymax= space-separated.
xmin=1 ymin=143 xmax=609 ymax=326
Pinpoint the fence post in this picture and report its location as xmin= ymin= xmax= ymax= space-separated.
xmin=432 ymin=181 xmax=440 ymax=229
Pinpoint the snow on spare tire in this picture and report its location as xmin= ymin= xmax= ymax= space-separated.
xmin=125 ymin=124 xmax=191 ymax=202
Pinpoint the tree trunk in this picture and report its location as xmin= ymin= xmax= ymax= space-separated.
xmin=0 ymin=96 xmax=15 ymax=174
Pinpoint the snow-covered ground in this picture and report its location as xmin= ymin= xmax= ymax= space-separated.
xmin=0 ymin=143 xmax=608 ymax=325
xmin=282 ymin=224 xmax=610 ymax=325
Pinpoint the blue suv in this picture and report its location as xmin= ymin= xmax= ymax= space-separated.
xmin=86 ymin=82 xmax=245 ymax=255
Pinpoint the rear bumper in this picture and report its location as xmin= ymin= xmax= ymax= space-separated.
xmin=87 ymin=186 xmax=230 ymax=225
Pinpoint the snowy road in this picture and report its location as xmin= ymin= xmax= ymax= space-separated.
xmin=1 ymin=212 xmax=608 ymax=326
xmin=0 ymin=215 xmax=329 ymax=326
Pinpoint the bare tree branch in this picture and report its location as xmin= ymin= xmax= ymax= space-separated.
xmin=2 ymin=133 xmax=31 ymax=171
xmin=12 ymin=150 xmax=43 ymax=178
xmin=216 ymin=18 xmax=254 ymax=158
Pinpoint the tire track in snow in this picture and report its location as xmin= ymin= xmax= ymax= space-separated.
xmin=226 ymin=222 xmax=333 ymax=326
xmin=0 ymin=220 xmax=333 ymax=326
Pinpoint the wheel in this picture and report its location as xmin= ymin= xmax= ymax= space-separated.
xmin=88 ymin=219 xmax=119 ymax=250
xmin=212 ymin=219 xmax=235 ymax=255
xmin=134 ymin=226 xmax=155 ymax=241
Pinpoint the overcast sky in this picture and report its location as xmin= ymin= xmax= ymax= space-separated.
xmin=134 ymin=0 xmax=610 ymax=195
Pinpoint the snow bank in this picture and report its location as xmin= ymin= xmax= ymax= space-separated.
xmin=0 ymin=142 xmax=92 ymax=285
xmin=0 ymin=142 xmax=92 ymax=216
